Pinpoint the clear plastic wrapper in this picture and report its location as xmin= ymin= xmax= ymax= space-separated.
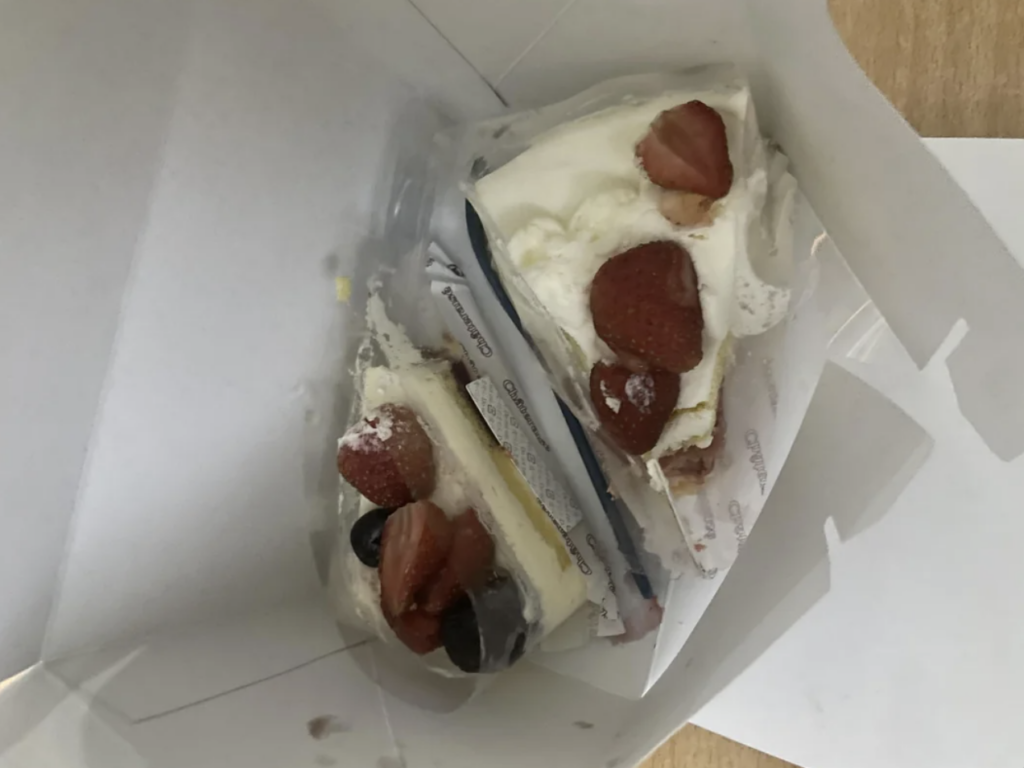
xmin=329 ymin=288 xmax=617 ymax=676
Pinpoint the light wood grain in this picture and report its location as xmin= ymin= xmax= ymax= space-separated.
xmin=830 ymin=0 xmax=1024 ymax=138
xmin=640 ymin=1 xmax=1020 ymax=766
xmin=642 ymin=725 xmax=796 ymax=768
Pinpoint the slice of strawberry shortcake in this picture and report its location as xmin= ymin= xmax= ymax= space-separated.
xmin=334 ymin=361 xmax=587 ymax=673
xmin=473 ymin=83 xmax=790 ymax=494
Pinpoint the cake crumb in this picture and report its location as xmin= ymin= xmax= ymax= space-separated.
xmin=335 ymin=276 xmax=352 ymax=303
xmin=307 ymin=716 xmax=350 ymax=740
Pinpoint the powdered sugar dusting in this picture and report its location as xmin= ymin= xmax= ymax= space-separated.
xmin=340 ymin=408 xmax=395 ymax=450
xmin=625 ymin=374 xmax=654 ymax=412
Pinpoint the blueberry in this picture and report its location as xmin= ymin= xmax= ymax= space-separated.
xmin=440 ymin=571 xmax=531 ymax=674
xmin=440 ymin=594 xmax=481 ymax=673
xmin=349 ymin=507 xmax=395 ymax=568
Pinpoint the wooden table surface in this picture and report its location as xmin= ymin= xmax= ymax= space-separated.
xmin=641 ymin=1 xmax=1024 ymax=766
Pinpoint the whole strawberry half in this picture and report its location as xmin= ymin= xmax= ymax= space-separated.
xmin=636 ymin=100 xmax=733 ymax=199
xmin=337 ymin=403 xmax=436 ymax=508
xmin=383 ymin=607 xmax=442 ymax=656
xmin=590 ymin=240 xmax=704 ymax=374
xmin=590 ymin=361 xmax=680 ymax=455
xmin=379 ymin=500 xmax=453 ymax=617
xmin=422 ymin=509 xmax=496 ymax=615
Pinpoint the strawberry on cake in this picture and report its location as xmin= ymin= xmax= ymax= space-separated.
xmin=472 ymin=82 xmax=791 ymax=495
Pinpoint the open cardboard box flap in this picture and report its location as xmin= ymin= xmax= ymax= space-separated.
xmin=0 ymin=0 xmax=1018 ymax=766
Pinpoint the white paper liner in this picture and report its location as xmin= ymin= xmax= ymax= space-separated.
xmin=661 ymin=153 xmax=811 ymax=573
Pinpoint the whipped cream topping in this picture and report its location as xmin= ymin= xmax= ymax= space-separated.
xmin=474 ymin=86 xmax=789 ymax=464
xmin=600 ymin=380 xmax=622 ymax=414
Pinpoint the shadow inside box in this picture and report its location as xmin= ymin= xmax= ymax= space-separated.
xmin=604 ymin=361 xmax=934 ymax=768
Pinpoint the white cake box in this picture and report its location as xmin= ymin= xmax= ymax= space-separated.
xmin=3 ymin=0 xmax=1023 ymax=766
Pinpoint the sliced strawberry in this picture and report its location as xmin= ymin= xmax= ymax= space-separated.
xmin=337 ymin=403 xmax=436 ymax=508
xmin=383 ymin=607 xmax=442 ymax=655
xmin=590 ymin=361 xmax=680 ymax=455
xmin=447 ymin=509 xmax=496 ymax=589
xmin=379 ymin=501 xmax=453 ymax=616
xmin=422 ymin=509 xmax=495 ymax=615
xmin=590 ymin=241 xmax=704 ymax=374
xmin=636 ymin=101 xmax=733 ymax=199
xmin=420 ymin=572 xmax=463 ymax=617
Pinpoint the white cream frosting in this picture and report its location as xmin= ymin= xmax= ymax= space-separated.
xmin=474 ymin=86 xmax=789 ymax=468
